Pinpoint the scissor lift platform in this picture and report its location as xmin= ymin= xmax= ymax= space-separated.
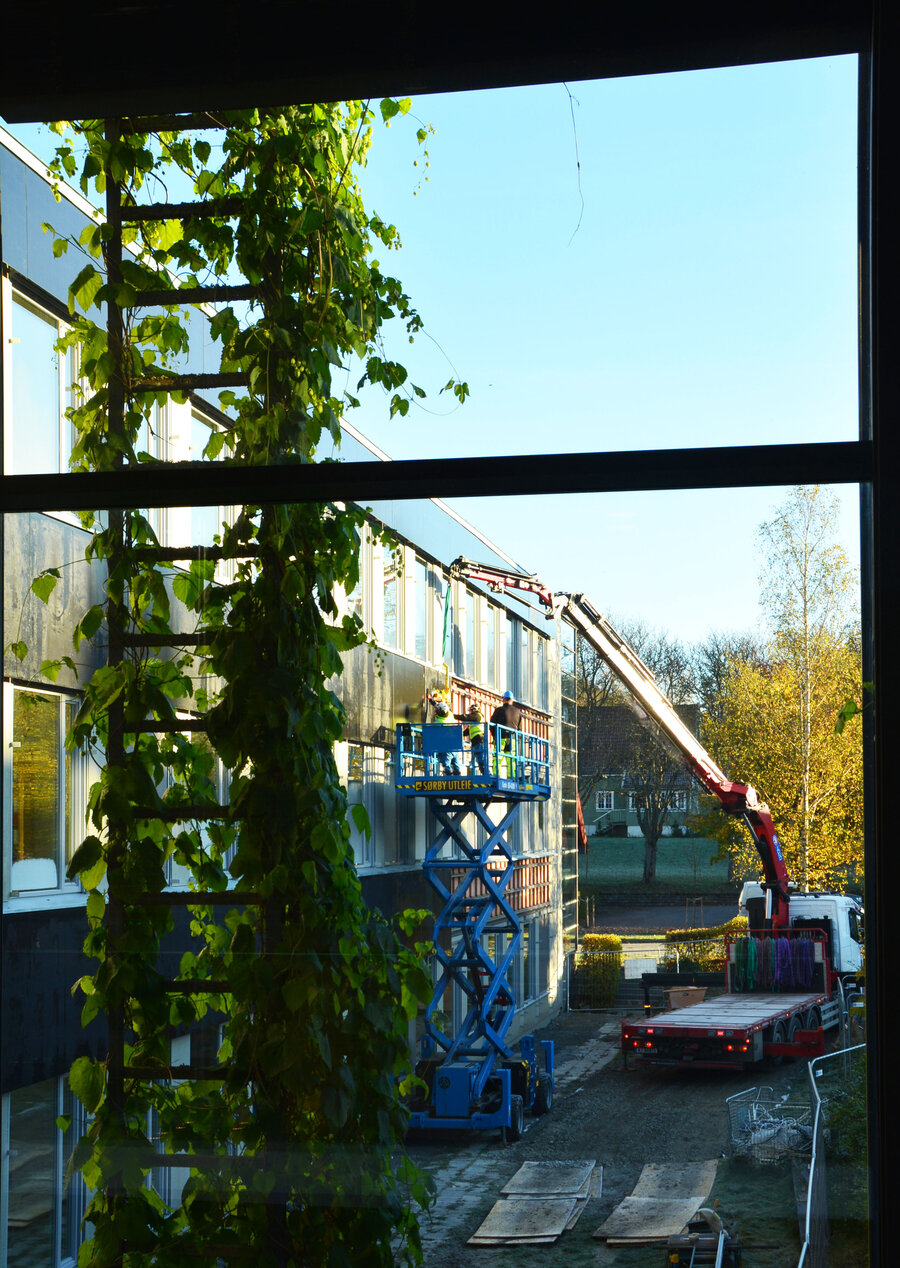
xmin=395 ymin=721 xmax=550 ymax=801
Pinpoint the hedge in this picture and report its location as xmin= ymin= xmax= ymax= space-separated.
xmin=570 ymin=933 xmax=624 ymax=1009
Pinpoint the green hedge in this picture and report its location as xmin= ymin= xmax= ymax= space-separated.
xmin=660 ymin=916 xmax=747 ymax=972
xmin=570 ymin=933 xmax=624 ymax=1009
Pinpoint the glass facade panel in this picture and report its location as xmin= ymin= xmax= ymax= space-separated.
xmin=6 ymin=1080 xmax=56 ymax=1267
xmin=415 ymin=558 xmax=428 ymax=659
xmin=383 ymin=560 xmax=399 ymax=648
xmin=8 ymin=297 xmax=61 ymax=475
xmin=11 ymin=691 xmax=61 ymax=889
xmin=189 ymin=413 xmax=221 ymax=547
xmin=486 ymin=608 xmax=496 ymax=688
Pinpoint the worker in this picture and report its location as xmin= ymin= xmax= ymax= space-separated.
xmin=490 ymin=691 xmax=521 ymax=776
xmin=462 ymin=702 xmax=486 ymax=774
xmin=429 ymin=691 xmax=461 ymax=776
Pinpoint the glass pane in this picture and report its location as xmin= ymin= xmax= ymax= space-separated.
xmin=8 ymin=298 xmax=60 ymax=475
xmin=343 ymin=57 xmax=858 ymax=460
xmin=383 ymin=564 xmax=398 ymax=648
xmin=415 ymin=559 xmax=427 ymax=659
xmin=12 ymin=691 xmax=60 ymax=889
xmin=189 ymin=415 xmax=221 ymax=546
xmin=7 ymin=1080 xmax=57 ymax=1268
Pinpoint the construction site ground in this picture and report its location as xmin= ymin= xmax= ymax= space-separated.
xmin=403 ymin=1008 xmax=810 ymax=1268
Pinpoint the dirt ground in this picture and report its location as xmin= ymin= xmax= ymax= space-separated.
xmin=404 ymin=1009 xmax=811 ymax=1268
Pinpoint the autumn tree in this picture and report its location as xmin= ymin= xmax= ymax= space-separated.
xmin=701 ymin=486 xmax=863 ymax=892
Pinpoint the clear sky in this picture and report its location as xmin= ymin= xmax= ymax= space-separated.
xmin=4 ymin=54 xmax=861 ymax=645
xmin=336 ymin=54 xmax=861 ymax=645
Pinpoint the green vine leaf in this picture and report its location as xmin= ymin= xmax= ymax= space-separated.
xmin=31 ymin=569 xmax=60 ymax=604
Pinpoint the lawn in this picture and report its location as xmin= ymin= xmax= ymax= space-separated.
xmin=580 ymin=835 xmax=735 ymax=894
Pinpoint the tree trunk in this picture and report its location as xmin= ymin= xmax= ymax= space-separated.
xmin=643 ymin=835 xmax=659 ymax=884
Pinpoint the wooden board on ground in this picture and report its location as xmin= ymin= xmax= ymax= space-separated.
xmin=469 ymin=1160 xmax=600 ymax=1247
xmin=593 ymin=1159 xmax=718 ymax=1244
xmin=631 ymin=1160 xmax=718 ymax=1200
xmin=501 ymin=1159 xmax=596 ymax=1197
xmin=597 ymin=1197 xmax=708 ymax=1243
xmin=468 ymin=1196 xmax=579 ymax=1245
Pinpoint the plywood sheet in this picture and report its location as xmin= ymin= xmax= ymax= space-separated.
xmin=592 ymin=1158 xmax=717 ymax=1243
xmin=593 ymin=1196 xmax=705 ymax=1242
xmin=468 ymin=1196 xmax=578 ymax=1244
xmin=501 ymin=1159 xmax=596 ymax=1196
xmin=631 ymin=1160 xmax=718 ymax=1200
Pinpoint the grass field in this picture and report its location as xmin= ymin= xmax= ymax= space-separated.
xmin=580 ymin=835 xmax=735 ymax=894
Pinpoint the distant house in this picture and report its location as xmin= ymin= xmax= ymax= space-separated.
xmin=579 ymin=703 xmax=701 ymax=838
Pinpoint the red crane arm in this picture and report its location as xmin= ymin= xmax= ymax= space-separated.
xmin=449 ymin=558 xmax=792 ymax=925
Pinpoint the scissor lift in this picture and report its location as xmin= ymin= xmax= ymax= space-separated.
xmin=396 ymin=721 xmax=554 ymax=1139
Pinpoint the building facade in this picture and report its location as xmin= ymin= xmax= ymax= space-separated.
xmin=0 ymin=127 xmax=574 ymax=1267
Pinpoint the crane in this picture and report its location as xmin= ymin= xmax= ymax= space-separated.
xmin=450 ymin=556 xmax=792 ymax=928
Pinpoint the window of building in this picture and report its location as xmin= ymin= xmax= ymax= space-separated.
xmin=382 ymin=554 xmax=400 ymax=650
xmin=521 ymin=923 xmax=533 ymax=1002
xmin=536 ymin=636 xmax=547 ymax=711
xmin=414 ymin=557 xmax=429 ymax=660
xmin=453 ymin=584 xmax=475 ymax=679
xmin=344 ymin=743 xmax=406 ymax=869
xmin=188 ymin=411 xmax=225 ymax=548
xmin=3 ymin=290 xmax=74 ymax=477
xmin=519 ymin=624 xmax=531 ymax=702
xmin=162 ymin=407 xmax=232 ymax=564
xmin=596 ymin=790 xmax=615 ymax=811
xmin=3 ymin=685 xmax=92 ymax=900
xmin=0 ymin=1076 xmax=88 ymax=1267
xmin=670 ymin=790 xmax=690 ymax=812
xmin=628 ymin=791 xmax=646 ymax=812
xmin=483 ymin=602 xmax=496 ymax=687
xmin=504 ymin=615 xmax=515 ymax=695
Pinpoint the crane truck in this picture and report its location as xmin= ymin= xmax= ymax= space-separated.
xmin=449 ymin=557 xmax=865 ymax=1070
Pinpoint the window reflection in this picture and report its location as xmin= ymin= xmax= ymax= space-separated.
xmin=8 ymin=297 xmax=62 ymax=475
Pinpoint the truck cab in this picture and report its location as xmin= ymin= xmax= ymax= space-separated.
xmin=739 ymin=882 xmax=864 ymax=979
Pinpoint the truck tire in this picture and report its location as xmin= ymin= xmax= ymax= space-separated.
xmin=503 ymin=1094 xmax=525 ymax=1143
xmin=532 ymin=1076 xmax=553 ymax=1116
xmin=768 ymin=1020 xmax=787 ymax=1066
xmin=787 ymin=1014 xmax=802 ymax=1056
xmin=804 ymin=1005 xmax=822 ymax=1032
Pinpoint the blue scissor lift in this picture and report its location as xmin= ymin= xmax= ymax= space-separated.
xmin=396 ymin=719 xmax=554 ymax=1140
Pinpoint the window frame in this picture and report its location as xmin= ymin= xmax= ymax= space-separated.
xmin=2 ymin=682 xmax=92 ymax=908
xmin=0 ymin=1074 xmax=89 ymax=1268
xmin=3 ymin=283 xmax=72 ymax=479
xmin=0 ymin=39 xmax=893 ymax=1262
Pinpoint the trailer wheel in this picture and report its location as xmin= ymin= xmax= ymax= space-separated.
xmin=532 ymin=1075 xmax=553 ymax=1116
xmin=503 ymin=1094 xmax=525 ymax=1143
xmin=786 ymin=1014 xmax=802 ymax=1057
xmin=768 ymin=1019 xmax=787 ymax=1066
xmin=804 ymin=1006 xmax=822 ymax=1032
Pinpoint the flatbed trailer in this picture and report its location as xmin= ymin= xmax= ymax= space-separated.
xmin=622 ymin=991 xmax=832 ymax=1068
xmin=621 ymin=928 xmax=838 ymax=1068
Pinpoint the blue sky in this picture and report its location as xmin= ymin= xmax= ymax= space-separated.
xmin=339 ymin=55 xmax=861 ymax=644
xmin=4 ymin=55 xmax=861 ymax=644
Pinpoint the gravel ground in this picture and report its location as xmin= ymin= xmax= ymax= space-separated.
xmin=405 ymin=1009 xmax=808 ymax=1267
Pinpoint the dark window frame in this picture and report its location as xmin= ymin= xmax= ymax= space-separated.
xmin=2 ymin=11 xmax=896 ymax=1262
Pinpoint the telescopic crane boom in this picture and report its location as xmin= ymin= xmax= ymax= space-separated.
xmin=450 ymin=557 xmax=792 ymax=928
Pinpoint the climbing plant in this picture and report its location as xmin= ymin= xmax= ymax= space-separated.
xmin=32 ymin=104 xmax=452 ymax=1266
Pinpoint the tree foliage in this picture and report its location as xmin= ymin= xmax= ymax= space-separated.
xmin=699 ymin=486 xmax=863 ymax=892
xmin=40 ymin=105 xmax=447 ymax=1266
